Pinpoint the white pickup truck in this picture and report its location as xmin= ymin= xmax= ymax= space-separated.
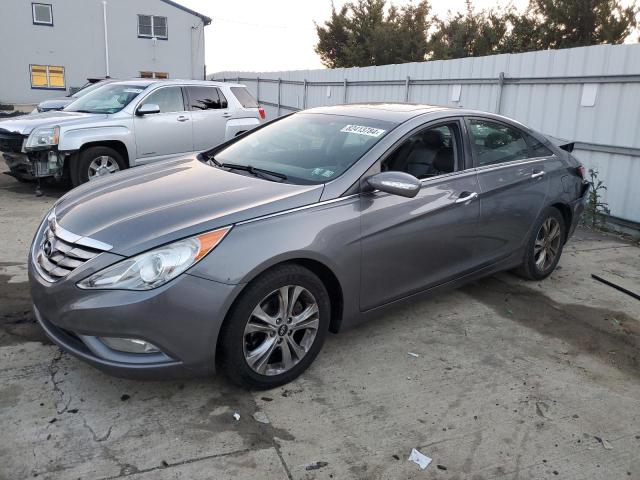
xmin=0 ymin=79 xmax=265 ymax=185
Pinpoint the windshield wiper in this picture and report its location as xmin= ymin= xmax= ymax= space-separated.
xmin=203 ymin=153 xmax=222 ymax=167
xmin=220 ymin=162 xmax=288 ymax=182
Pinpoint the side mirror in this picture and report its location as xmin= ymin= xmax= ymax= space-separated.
xmin=136 ymin=103 xmax=161 ymax=116
xmin=366 ymin=171 xmax=421 ymax=198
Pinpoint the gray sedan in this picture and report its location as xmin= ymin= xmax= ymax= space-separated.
xmin=28 ymin=104 xmax=589 ymax=388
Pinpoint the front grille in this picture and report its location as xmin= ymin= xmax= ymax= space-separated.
xmin=0 ymin=129 xmax=25 ymax=153
xmin=36 ymin=225 xmax=102 ymax=281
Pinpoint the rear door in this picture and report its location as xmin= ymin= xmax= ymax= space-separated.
xmin=466 ymin=117 xmax=553 ymax=265
xmin=133 ymin=86 xmax=193 ymax=162
xmin=359 ymin=119 xmax=482 ymax=311
xmin=185 ymin=86 xmax=229 ymax=151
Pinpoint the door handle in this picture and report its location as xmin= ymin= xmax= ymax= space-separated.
xmin=221 ymin=112 xmax=232 ymax=118
xmin=177 ymin=115 xmax=189 ymax=122
xmin=531 ymin=169 xmax=545 ymax=179
xmin=455 ymin=191 xmax=478 ymax=204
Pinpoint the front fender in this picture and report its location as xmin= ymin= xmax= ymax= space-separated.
xmin=189 ymin=195 xmax=362 ymax=321
xmin=59 ymin=126 xmax=135 ymax=161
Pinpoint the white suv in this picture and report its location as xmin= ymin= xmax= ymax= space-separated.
xmin=0 ymin=80 xmax=265 ymax=185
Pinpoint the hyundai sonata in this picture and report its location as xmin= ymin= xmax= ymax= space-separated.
xmin=29 ymin=104 xmax=589 ymax=388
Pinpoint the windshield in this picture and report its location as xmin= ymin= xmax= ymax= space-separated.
xmin=71 ymin=80 xmax=112 ymax=99
xmin=65 ymin=84 xmax=147 ymax=114
xmin=214 ymin=113 xmax=395 ymax=184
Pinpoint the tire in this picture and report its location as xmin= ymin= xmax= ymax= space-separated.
xmin=217 ymin=264 xmax=331 ymax=389
xmin=74 ymin=146 xmax=125 ymax=186
xmin=515 ymin=206 xmax=566 ymax=281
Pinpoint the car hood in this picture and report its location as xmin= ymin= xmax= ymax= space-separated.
xmin=0 ymin=111 xmax=105 ymax=135
xmin=37 ymin=98 xmax=74 ymax=111
xmin=54 ymin=156 xmax=324 ymax=256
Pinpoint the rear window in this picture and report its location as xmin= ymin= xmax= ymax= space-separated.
xmin=230 ymin=87 xmax=259 ymax=108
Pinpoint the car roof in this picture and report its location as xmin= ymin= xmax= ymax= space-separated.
xmin=108 ymin=79 xmax=241 ymax=88
xmin=303 ymin=103 xmax=529 ymax=126
xmin=303 ymin=103 xmax=455 ymax=123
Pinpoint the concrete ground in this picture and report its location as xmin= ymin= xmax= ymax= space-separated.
xmin=0 ymin=171 xmax=639 ymax=480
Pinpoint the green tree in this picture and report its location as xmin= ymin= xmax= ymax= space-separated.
xmin=427 ymin=0 xmax=510 ymax=60
xmin=314 ymin=0 xmax=431 ymax=68
xmin=516 ymin=0 xmax=639 ymax=50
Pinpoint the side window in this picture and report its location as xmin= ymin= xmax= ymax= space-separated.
xmin=382 ymin=123 xmax=460 ymax=179
xmin=187 ymin=87 xmax=227 ymax=110
xmin=525 ymin=133 xmax=554 ymax=158
xmin=230 ymin=87 xmax=259 ymax=108
xmin=141 ymin=87 xmax=184 ymax=113
xmin=468 ymin=119 xmax=530 ymax=166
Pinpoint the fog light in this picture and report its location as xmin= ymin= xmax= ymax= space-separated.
xmin=99 ymin=337 xmax=160 ymax=354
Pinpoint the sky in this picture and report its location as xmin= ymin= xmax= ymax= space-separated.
xmin=174 ymin=0 xmax=634 ymax=74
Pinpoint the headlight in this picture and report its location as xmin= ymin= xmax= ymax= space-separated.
xmin=25 ymin=126 xmax=60 ymax=150
xmin=77 ymin=227 xmax=231 ymax=290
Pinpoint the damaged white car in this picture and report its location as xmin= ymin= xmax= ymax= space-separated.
xmin=0 ymin=79 xmax=264 ymax=186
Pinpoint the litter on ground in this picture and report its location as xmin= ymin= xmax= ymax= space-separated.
xmin=408 ymin=448 xmax=432 ymax=470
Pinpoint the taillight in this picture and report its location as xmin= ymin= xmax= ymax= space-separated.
xmin=258 ymin=107 xmax=266 ymax=120
xmin=576 ymin=165 xmax=586 ymax=179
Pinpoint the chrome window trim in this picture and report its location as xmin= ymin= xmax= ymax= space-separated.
xmin=474 ymin=155 xmax=551 ymax=174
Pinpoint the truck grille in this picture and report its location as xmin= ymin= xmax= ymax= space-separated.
xmin=36 ymin=225 xmax=102 ymax=281
xmin=0 ymin=129 xmax=25 ymax=153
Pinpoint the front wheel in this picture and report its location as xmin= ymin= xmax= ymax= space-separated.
xmin=74 ymin=146 xmax=125 ymax=186
xmin=515 ymin=206 xmax=566 ymax=280
xmin=217 ymin=264 xmax=330 ymax=389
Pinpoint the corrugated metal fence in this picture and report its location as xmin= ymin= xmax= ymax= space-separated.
xmin=211 ymin=44 xmax=640 ymax=226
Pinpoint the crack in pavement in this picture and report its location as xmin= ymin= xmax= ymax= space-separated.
xmin=47 ymin=348 xmax=70 ymax=415
xmin=82 ymin=418 xmax=113 ymax=442
xmin=98 ymin=448 xmax=253 ymax=480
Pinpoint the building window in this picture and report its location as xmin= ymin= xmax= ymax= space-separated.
xmin=140 ymin=71 xmax=169 ymax=79
xmin=137 ymin=15 xmax=168 ymax=39
xmin=32 ymin=3 xmax=53 ymax=26
xmin=30 ymin=65 xmax=65 ymax=89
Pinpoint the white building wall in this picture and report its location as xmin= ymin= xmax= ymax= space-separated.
xmin=0 ymin=0 xmax=207 ymax=106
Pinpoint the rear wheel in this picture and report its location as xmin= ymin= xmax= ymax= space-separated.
xmin=75 ymin=146 xmax=125 ymax=186
xmin=218 ymin=264 xmax=330 ymax=389
xmin=515 ymin=206 xmax=565 ymax=280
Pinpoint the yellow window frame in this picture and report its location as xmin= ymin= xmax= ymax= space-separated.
xmin=30 ymin=64 xmax=65 ymax=89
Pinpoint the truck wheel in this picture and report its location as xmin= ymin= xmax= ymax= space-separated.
xmin=75 ymin=146 xmax=125 ymax=186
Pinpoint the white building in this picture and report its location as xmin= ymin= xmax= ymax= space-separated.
xmin=0 ymin=0 xmax=211 ymax=109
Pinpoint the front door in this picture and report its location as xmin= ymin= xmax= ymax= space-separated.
xmin=466 ymin=117 xmax=552 ymax=265
xmin=360 ymin=120 xmax=481 ymax=311
xmin=133 ymin=86 xmax=193 ymax=162
xmin=185 ymin=85 xmax=229 ymax=151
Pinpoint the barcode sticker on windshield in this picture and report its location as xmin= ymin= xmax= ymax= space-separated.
xmin=340 ymin=125 xmax=386 ymax=137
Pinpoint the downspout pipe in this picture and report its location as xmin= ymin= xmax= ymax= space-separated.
xmin=102 ymin=1 xmax=110 ymax=77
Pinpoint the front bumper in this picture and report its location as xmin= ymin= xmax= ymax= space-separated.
xmin=3 ymin=150 xmax=64 ymax=180
xmin=29 ymin=256 xmax=242 ymax=379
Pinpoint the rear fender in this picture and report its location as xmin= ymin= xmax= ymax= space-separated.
xmin=225 ymin=118 xmax=260 ymax=139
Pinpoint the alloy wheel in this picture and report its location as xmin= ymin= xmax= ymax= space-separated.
xmin=243 ymin=285 xmax=320 ymax=376
xmin=534 ymin=217 xmax=561 ymax=272
xmin=88 ymin=155 xmax=120 ymax=180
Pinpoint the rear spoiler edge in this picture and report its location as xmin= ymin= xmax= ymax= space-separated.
xmin=545 ymin=134 xmax=575 ymax=153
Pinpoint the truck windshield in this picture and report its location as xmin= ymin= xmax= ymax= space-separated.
xmin=213 ymin=113 xmax=396 ymax=185
xmin=65 ymin=84 xmax=147 ymax=114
